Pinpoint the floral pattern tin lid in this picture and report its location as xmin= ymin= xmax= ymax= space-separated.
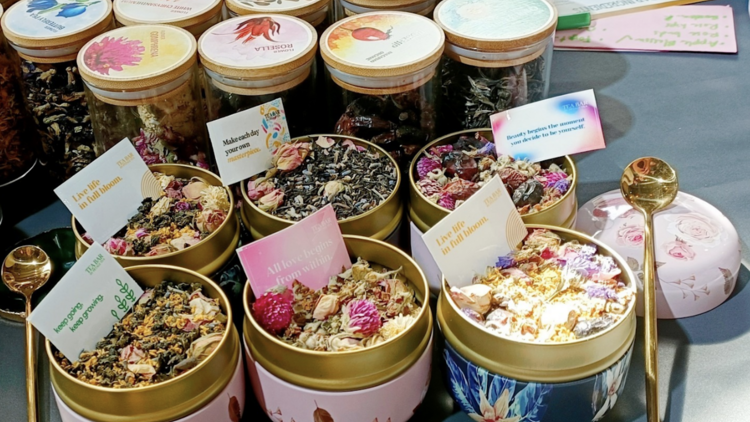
xmin=576 ymin=190 xmax=741 ymax=319
xmin=114 ymin=0 xmax=222 ymax=27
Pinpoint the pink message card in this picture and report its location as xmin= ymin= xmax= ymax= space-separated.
xmin=554 ymin=6 xmax=737 ymax=53
xmin=237 ymin=205 xmax=351 ymax=298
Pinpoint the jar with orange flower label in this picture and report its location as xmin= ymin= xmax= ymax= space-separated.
xmin=77 ymin=25 xmax=212 ymax=169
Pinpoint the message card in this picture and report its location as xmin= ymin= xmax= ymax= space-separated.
xmin=237 ymin=205 xmax=351 ymax=298
xmin=410 ymin=222 xmax=442 ymax=293
xmin=54 ymin=140 xmax=161 ymax=244
xmin=28 ymin=243 xmax=144 ymax=361
xmin=491 ymin=89 xmax=605 ymax=163
xmin=422 ymin=176 xmax=527 ymax=288
xmin=207 ymin=98 xmax=291 ymax=185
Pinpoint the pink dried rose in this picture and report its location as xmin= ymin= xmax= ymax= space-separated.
xmin=313 ymin=294 xmax=340 ymax=320
xmin=134 ymin=228 xmax=149 ymax=238
xmin=542 ymin=171 xmax=568 ymax=188
xmin=182 ymin=181 xmax=207 ymax=200
xmin=272 ymin=142 xmax=310 ymax=171
xmin=323 ymin=180 xmax=345 ymax=201
xmin=197 ymin=209 xmax=226 ymax=233
xmin=119 ymin=345 xmax=145 ymax=364
xmin=616 ymin=224 xmax=645 ymax=247
xmin=417 ymin=178 xmax=441 ymax=196
xmin=345 ymin=299 xmax=382 ymax=336
xmin=342 ymin=139 xmax=366 ymax=152
xmin=416 ymin=157 xmax=441 ymax=179
xmin=253 ymin=292 xmax=294 ymax=335
xmin=83 ymin=36 xmax=145 ymax=75
xmin=441 ymin=179 xmax=479 ymax=201
xmin=165 ymin=180 xmax=184 ymax=199
xmin=246 ymin=179 xmax=274 ymax=200
xmin=104 ymin=238 xmax=133 ymax=256
xmin=437 ymin=192 xmax=456 ymax=210
xmin=258 ymin=189 xmax=284 ymax=212
xmin=663 ymin=239 xmax=696 ymax=261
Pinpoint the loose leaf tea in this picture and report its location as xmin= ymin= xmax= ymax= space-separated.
xmin=82 ymin=172 xmax=231 ymax=256
xmin=449 ymin=229 xmax=635 ymax=343
xmin=21 ymin=60 xmax=95 ymax=180
xmin=0 ymin=49 xmax=33 ymax=184
xmin=251 ymin=258 xmax=420 ymax=352
xmin=415 ymin=132 xmax=570 ymax=215
xmin=248 ymin=136 xmax=397 ymax=221
xmin=55 ymin=280 xmax=228 ymax=388
xmin=442 ymin=56 xmax=547 ymax=131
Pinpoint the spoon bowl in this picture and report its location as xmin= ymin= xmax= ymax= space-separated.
xmin=621 ymin=157 xmax=679 ymax=214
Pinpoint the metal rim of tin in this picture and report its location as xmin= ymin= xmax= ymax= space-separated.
xmin=240 ymin=134 xmax=403 ymax=240
xmin=407 ymin=128 xmax=578 ymax=232
xmin=47 ymin=264 xmax=240 ymax=422
xmin=437 ymin=224 xmax=638 ymax=383
xmin=242 ymin=235 xmax=433 ymax=391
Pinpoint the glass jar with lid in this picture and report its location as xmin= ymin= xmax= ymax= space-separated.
xmin=199 ymin=15 xmax=318 ymax=137
xmin=434 ymin=0 xmax=557 ymax=132
xmin=339 ymin=0 xmax=436 ymax=18
xmin=113 ymin=0 xmax=223 ymax=39
xmin=77 ymin=25 xmax=211 ymax=168
xmin=224 ymin=0 xmax=330 ymax=35
xmin=1 ymin=0 xmax=113 ymax=182
xmin=321 ymin=11 xmax=445 ymax=166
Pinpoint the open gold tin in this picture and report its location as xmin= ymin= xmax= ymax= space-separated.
xmin=47 ymin=265 xmax=240 ymax=422
xmin=72 ymin=164 xmax=240 ymax=276
xmin=409 ymin=129 xmax=578 ymax=232
xmin=437 ymin=225 xmax=637 ymax=383
xmin=240 ymin=135 xmax=403 ymax=241
xmin=243 ymin=235 xmax=431 ymax=391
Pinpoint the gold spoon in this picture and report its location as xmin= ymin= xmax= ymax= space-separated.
xmin=2 ymin=246 xmax=52 ymax=422
xmin=620 ymin=157 xmax=678 ymax=422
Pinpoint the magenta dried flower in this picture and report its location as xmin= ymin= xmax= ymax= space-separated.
xmin=174 ymin=201 xmax=191 ymax=212
xmin=437 ymin=192 xmax=456 ymax=210
xmin=252 ymin=292 xmax=294 ymax=335
xmin=345 ymin=299 xmax=382 ymax=336
xmin=416 ymin=157 xmax=441 ymax=178
xmin=134 ymin=228 xmax=149 ymax=238
xmin=543 ymin=172 xmax=568 ymax=188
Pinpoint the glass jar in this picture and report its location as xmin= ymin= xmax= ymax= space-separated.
xmin=224 ymin=0 xmax=330 ymax=36
xmin=321 ymin=11 xmax=444 ymax=166
xmin=339 ymin=0 xmax=436 ymax=18
xmin=1 ymin=0 xmax=113 ymax=182
xmin=434 ymin=0 xmax=556 ymax=132
xmin=113 ymin=0 xmax=223 ymax=39
xmin=77 ymin=25 xmax=211 ymax=169
xmin=199 ymin=15 xmax=318 ymax=137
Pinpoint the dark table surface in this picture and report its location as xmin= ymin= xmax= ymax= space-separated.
xmin=2 ymin=0 xmax=750 ymax=420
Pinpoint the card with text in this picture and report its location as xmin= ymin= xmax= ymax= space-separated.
xmin=237 ymin=205 xmax=351 ymax=298
xmin=207 ymin=98 xmax=291 ymax=185
xmin=422 ymin=176 xmax=527 ymax=288
xmin=54 ymin=140 xmax=161 ymax=244
xmin=491 ymin=89 xmax=605 ymax=163
xmin=410 ymin=222 xmax=442 ymax=293
xmin=28 ymin=243 xmax=144 ymax=361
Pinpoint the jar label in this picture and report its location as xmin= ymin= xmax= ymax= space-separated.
xmin=200 ymin=15 xmax=314 ymax=68
xmin=437 ymin=0 xmax=554 ymax=40
xmin=114 ymin=0 xmax=219 ymax=24
xmin=325 ymin=11 xmax=443 ymax=68
xmin=3 ymin=0 xmax=110 ymax=39
xmin=227 ymin=0 xmax=324 ymax=13
xmin=80 ymin=25 xmax=194 ymax=79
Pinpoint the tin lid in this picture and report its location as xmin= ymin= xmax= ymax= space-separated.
xmin=225 ymin=0 xmax=328 ymax=19
xmin=113 ymin=0 xmax=222 ymax=30
xmin=321 ymin=11 xmax=444 ymax=81
xmin=78 ymin=25 xmax=197 ymax=94
xmin=434 ymin=0 xmax=556 ymax=52
xmin=1 ymin=0 xmax=112 ymax=55
xmin=575 ymin=190 xmax=742 ymax=319
xmin=199 ymin=15 xmax=316 ymax=81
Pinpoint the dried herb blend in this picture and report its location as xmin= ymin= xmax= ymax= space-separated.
xmin=252 ymin=258 xmax=420 ymax=352
xmin=83 ymin=172 xmax=231 ymax=256
xmin=247 ymin=137 xmax=397 ymax=221
xmin=0 ymin=42 xmax=34 ymax=184
xmin=449 ymin=229 xmax=635 ymax=343
xmin=55 ymin=280 xmax=227 ymax=388
xmin=415 ymin=132 xmax=570 ymax=215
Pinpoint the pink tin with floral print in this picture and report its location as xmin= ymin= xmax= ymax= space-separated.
xmin=576 ymin=190 xmax=741 ymax=319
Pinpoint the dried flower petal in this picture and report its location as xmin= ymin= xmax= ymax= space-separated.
xmin=345 ymin=299 xmax=382 ymax=336
xmin=258 ymin=189 xmax=284 ymax=212
xmin=253 ymin=292 xmax=294 ymax=335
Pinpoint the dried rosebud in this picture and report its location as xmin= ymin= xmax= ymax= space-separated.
xmin=441 ymin=179 xmax=479 ymax=201
xmin=417 ymin=178 xmax=441 ymax=196
xmin=253 ymin=292 xmax=294 ymax=334
xmin=313 ymin=294 xmax=340 ymax=320
xmin=104 ymin=238 xmax=133 ymax=256
xmin=247 ymin=179 xmax=274 ymax=201
xmin=323 ymin=180 xmax=345 ymax=201
xmin=499 ymin=167 xmax=529 ymax=191
xmin=127 ymin=363 xmax=156 ymax=380
xmin=196 ymin=209 xmax=226 ymax=233
xmin=416 ymin=157 xmax=441 ymax=179
xmin=315 ymin=136 xmax=335 ymax=148
xmin=449 ymin=285 xmax=492 ymax=314
xmin=119 ymin=345 xmax=145 ymax=364
xmin=345 ymin=299 xmax=382 ymax=336
xmin=273 ymin=142 xmax=310 ymax=171
xmin=437 ymin=192 xmax=456 ymax=210
xmin=187 ymin=332 xmax=223 ymax=361
xmin=258 ymin=189 xmax=284 ymax=212
xmin=183 ymin=181 xmax=208 ymax=200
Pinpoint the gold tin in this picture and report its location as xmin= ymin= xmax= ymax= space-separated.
xmin=243 ymin=235 xmax=431 ymax=391
xmin=437 ymin=225 xmax=636 ymax=383
xmin=72 ymin=164 xmax=240 ymax=276
xmin=408 ymin=129 xmax=578 ymax=232
xmin=47 ymin=265 xmax=240 ymax=422
xmin=241 ymin=135 xmax=403 ymax=241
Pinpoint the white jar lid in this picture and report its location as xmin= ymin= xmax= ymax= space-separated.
xmin=225 ymin=0 xmax=329 ymax=20
xmin=575 ymin=190 xmax=741 ymax=319
xmin=113 ymin=0 xmax=222 ymax=30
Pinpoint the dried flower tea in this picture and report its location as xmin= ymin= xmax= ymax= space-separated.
xmin=449 ymin=229 xmax=635 ymax=343
xmin=55 ymin=280 xmax=228 ymax=388
xmin=83 ymin=172 xmax=231 ymax=256
xmin=0 ymin=42 xmax=34 ymax=185
xmin=248 ymin=137 xmax=397 ymax=221
xmin=415 ymin=132 xmax=570 ymax=215
xmin=252 ymin=258 xmax=420 ymax=352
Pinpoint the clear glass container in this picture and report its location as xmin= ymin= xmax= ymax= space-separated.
xmin=321 ymin=11 xmax=444 ymax=166
xmin=78 ymin=25 xmax=211 ymax=168
xmin=200 ymin=15 xmax=318 ymax=137
xmin=224 ymin=0 xmax=331 ymax=36
xmin=113 ymin=0 xmax=223 ymax=39
xmin=339 ymin=0 xmax=435 ymax=18
xmin=1 ymin=0 xmax=113 ymax=182
xmin=434 ymin=0 xmax=556 ymax=132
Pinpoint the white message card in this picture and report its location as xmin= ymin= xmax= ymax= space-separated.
xmin=28 ymin=243 xmax=144 ymax=361
xmin=54 ymin=140 xmax=161 ymax=244
xmin=422 ymin=176 xmax=527 ymax=288
xmin=207 ymin=98 xmax=291 ymax=185
xmin=491 ymin=89 xmax=606 ymax=163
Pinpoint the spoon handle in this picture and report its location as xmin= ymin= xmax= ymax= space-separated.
xmin=642 ymin=211 xmax=659 ymax=422
xmin=24 ymin=299 xmax=38 ymax=422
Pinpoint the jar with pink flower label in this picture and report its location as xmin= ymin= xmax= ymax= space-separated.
xmin=77 ymin=25 xmax=212 ymax=169
xmin=576 ymin=190 xmax=742 ymax=319
xmin=113 ymin=0 xmax=223 ymax=39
